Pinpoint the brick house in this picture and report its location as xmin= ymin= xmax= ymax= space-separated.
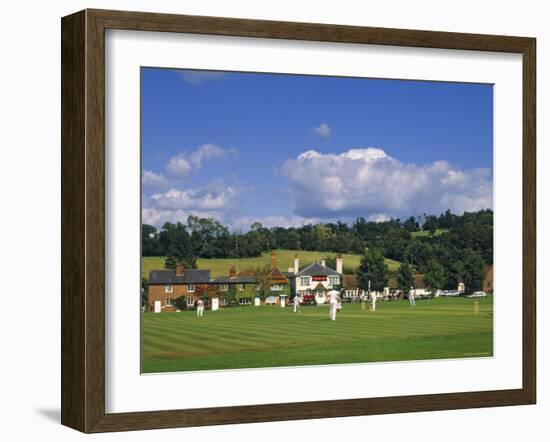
xmin=147 ymin=263 xmax=211 ymax=312
xmin=210 ymin=267 xmax=258 ymax=307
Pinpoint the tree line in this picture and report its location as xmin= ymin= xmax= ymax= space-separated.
xmin=142 ymin=209 xmax=493 ymax=293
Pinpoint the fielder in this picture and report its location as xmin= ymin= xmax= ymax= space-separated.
xmin=360 ymin=293 xmax=367 ymax=312
xmin=293 ymin=295 xmax=300 ymax=313
xmin=371 ymin=291 xmax=377 ymax=312
xmin=196 ymin=299 xmax=205 ymax=317
xmin=408 ymin=287 xmax=416 ymax=307
xmin=328 ymin=289 xmax=340 ymax=321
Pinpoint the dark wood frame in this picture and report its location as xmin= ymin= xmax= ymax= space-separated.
xmin=61 ymin=8 xmax=536 ymax=433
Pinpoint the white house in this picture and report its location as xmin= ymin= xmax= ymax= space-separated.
xmin=292 ymin=256 xmax=343 ymax=304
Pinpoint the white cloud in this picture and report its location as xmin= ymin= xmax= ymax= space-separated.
xmin=142 ymin=208 xmax=222 ymax=227
xmin=148 ymin=182 xmax=241 ymax=211
xmin=165 ymin=152 xmax=192 ymax=178
xmin=164 ymin=144 xmax=235 ymax=178
xmin=188 ymin=143 xmax=235 ymax=169
xmin=313 ymin=123 xmax=331 ymax=139
xmin=142 ymin=170 xmax=168 ymax=188
xmin=281 ymin=147 xmax=492 ymax=220
xmin=142 ymin=181 xmax=245 ymax=227
xmin=179 ymin=71 xmax=225 ymax=85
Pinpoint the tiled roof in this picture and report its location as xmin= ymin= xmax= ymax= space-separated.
xmin=211 ymin=275 xmax=257 ymax=284
xmin=148 ymin=269 xmax=211 ymax=285
xmin=270 ymin=268 xmax=289 ymax=284
xmin=296 ymin=262 xmax=340 ymax=277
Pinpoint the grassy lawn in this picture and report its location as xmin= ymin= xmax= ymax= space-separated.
xmin=142 ymin=249 xmax=401 ymax=279
xmin=141 ymin=296 xmax=493 ymax=373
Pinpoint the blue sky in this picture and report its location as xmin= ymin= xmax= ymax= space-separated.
xmin=141 ymin=68 xmax=493 ymax=230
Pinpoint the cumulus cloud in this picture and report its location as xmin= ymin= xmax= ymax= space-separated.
xmin=165 ymin=144 xmax=235 ymax=178
xmin=142 ymin=170 xmax=168 ymax=188
xmin=281 ymin=147 xmax=492 ymax=220
xmin=165 ymin=152 xmax=192 ymax=178
xmin=179 ymin=71 xmax=226 ymax=85
xmin=148 ymin=182 xmax=241 ymax=211
xmin=313 ymin=123 xmax=331 ymax=139
xmin=142 ymin=208 xmax=222 ymax=227
xmin=188 ymin=143 xmax=235 ymax=169
xmin=142 ymin=181 xmax=244 ymax=227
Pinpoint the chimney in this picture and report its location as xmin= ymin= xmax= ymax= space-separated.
xmin=175 ymin=263 xmax=185 ymax=276
xmin=336 ymin=254 xmax=343 ymax=274
xmin=229 ymin=266 xmax=236 ymax=278
xmin=321 ymin=259 xmax=326 ymax=267
xmin=270 ymin=252 xmax=277 ymax=270
xmin=294 ymin=255 xmax=299 ymax=274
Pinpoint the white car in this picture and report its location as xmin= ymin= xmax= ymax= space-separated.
xmin=440 ymin=290 xmax=461 ymax=297
xmin=467 ymin=291 xmax=487 ymax=298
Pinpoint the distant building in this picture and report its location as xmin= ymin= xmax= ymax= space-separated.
xmin=291 ymin=256 xmax=343 ymax=304
xmin=147 ymin=263 xmax=211 ymax=312
xmin=210 ymin=267 xmax=257 ymax=307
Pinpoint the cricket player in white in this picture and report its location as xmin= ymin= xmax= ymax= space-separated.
xmin=371 ymin=291 xmax=377 ymax=312
xmin=328 ymin=289 xmax=340 ymax=321
xmin=293 ymin=295 xmax=300 ymax=313
xmin=196 ymin=299 xmax=204 ymax=317
xmin=408 ymin=287 xmax=416 ymax=307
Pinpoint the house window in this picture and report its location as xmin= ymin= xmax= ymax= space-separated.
xmin=221 ymin=284 xmax=228 ymax=292
xmin=166 ymin=297 xmax=173 ymax=305
xmin=221 ymin=298 xmax=228 ymax=306
xmin=329 ymin=276 xmax=339 ymax=286
xmin=239 ymin=283 xmax=245 ymax=291
xmin=187 ymin=284 xmax=195 ymax=292
xmin=239 ymin=298 xmax=252 ymax=305
xmin=165 ymin=285 xmax=173 ymax=293
xmin=271 ymin=284 xmax=283 ymax=291
xmin=300 ymin=277 xmax=310 ymax=286
xmin=186 ymin=297 xmax=194 ymax=306
xmin=265 ymin=296 xmax=277 ymax=304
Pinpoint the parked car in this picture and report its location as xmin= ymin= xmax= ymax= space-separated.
xmin=467 ymin=291 xmax=487 ymax=298
xmin=440 ymin=290 xmax=461 ymax=297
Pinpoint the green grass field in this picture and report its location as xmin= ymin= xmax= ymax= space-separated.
xmin=141 ymin=297 xmax=493 ymax=373
xmin=142 ymin=249 xmax=401 ymax=279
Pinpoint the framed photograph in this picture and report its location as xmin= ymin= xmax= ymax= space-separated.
xmin=61 ymin=9 xmax=536 ymax=433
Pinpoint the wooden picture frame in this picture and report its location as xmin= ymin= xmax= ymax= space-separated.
xmin=61 ymin=8 xmax=536 ymax=433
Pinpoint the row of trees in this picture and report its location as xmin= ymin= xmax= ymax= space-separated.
xmin=142 ymin=210 xmax=492 ymax=293
xmin=143 ymin=209 xmax=493 ymax=263
xmin=356 ymin=246 xmax=486 ymax=294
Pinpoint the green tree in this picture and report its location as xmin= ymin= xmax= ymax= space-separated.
xmin=396 ymin=263 xmax=414 ymax=291
xmin=357 ymin=248 xmax=388 ymax=292
xmin=423 ymin=214 xmax=439 ymax=235
xmin=423 ymin=259 xmax=445 ymax=292
xmin=403 ymin=216 xmax=419 ymax=232
xmin=159 ymin=221 xmax=197 ymax=269
xmin=174 ymin=296 xmax=187 ymax=311
xmin=254 ymin=265 xmax=272 ymax=298
xmin=142 ymin=224 xmax=162 ymax=256
xmin=462 ymin=248 xmax=485 ymax=294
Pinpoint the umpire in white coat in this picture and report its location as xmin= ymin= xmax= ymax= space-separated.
xmin=328 ymin=289 xmax=341 ymax=321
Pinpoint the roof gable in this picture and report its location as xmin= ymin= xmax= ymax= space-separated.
xmin=148 ymin=269 xmax=211 ymax=285
xmin=297 ymin=262 xmax=340 ymax=276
